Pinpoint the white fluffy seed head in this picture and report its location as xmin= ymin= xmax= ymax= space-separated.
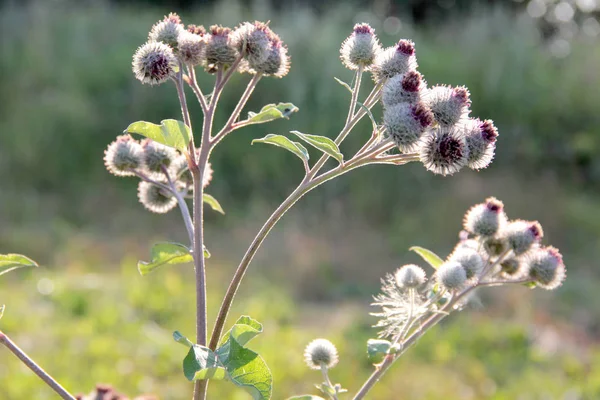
xmin=419 ymin=126 xmax=469 ymax=176
xmin=449 ymin=248 xmax=484 ymax=279
xmin=132 ymin=41 xmax=178 ymax=85
xmin=424 ymin=85 xmax=471 ymax=127
xmin=463 ymin=118 xmax=498 ymax=170
xmin=395 ymin=264 xmax=427 ymax=288
xmin=463 ymin=197 xmax=507 ymax=237
xmin=304 ymin=338 xmax=339 ymax=370
xmin=526 ymin=246 xmax=566 ymax=290
xmin=384 ymin=102 xmax=433 ymax=152
xmin=502 ymin=220 xmax=544 ymax=256
xmin=137 ymin=181 xmax=177 ymax=214
xmin=371 ymin=40 xmax=417 ymax=82
xmin=340 ymin=23 xmax=382 ymax=71
xmin=436 ymin=261 xmax=467 ymax=291
xmin=104 ymin=135 xmax=143 ymax=177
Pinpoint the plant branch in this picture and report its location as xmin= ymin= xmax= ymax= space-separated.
xmin=173 ymin=71 xmax=196 ymax=163
xmin=162 ymin=166 xmax=194 ymax=246
xmin=0 ymin=330 xmax=76 ymax=400
xmin=186 ymin=66 xmax=209 ymax=113
xmin=345 ymin=68 xmax=363 ymax=126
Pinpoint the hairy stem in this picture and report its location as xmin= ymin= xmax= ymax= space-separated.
xmin=345 ymin=67 xmax=363 ymax=126
xmin=174 ymin=71 xmax=196 ymax=163
xmin=321 ymin=364 xmax=339 ymax=400
xmin=0 ymin=331 xmax=76 ymax=400
xmin=162 ymin=165 xmax=194 ymax=246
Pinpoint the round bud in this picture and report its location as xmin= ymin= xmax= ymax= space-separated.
xmin=177 ymin=30 xmax=206 ymax=66
xmin=436 ymin=261 xmax=467 ymax=291
xmin=148 ymin=14 xmax=185 ymax=49
xmin=395 ymin=264 xmax=427 ymax=289
xmin=500 ymin=257 xmax=526 ymax=278
xmin=382 ymin=71 xmax=426 ymax=107
xmin=419 ymin=126 xmax=469 ymax=176
xmin=463 ymin=197 xmax=507 ymax=237
xmin=425 ymin=85 xmax=471 ymax=127
xmin=304 ymin=338 xmax=339 ymax=370
xmin=132 ymin=41 xmax=178 ymax=86
xmin=483 ymin=237 xmax=509 ymax=258
xmin=249 ymin=37 xmax=290 ymax=78
xmin=340 ymin=23 xmax=382 ymax=71
xmin=526 ymin=246 xmax=566 ymax=290
xmin=205 ymin=25 xmax=239 ymax=71
xmin=502 ymin=220 xmax=544 ymax=256
xmin=104 ymin=135 xmax=143 ymax=177
xmin=384 ymin=102 xmax=433 ymax=152
xmin=232 ymin=21 xmax=274 ymax=68
xmin=449 ymin=248 xmax=484 ymax=279
xmin=137 ymin=181 xmax=177 ymax=214
xmin=141 ymin=139 xmax=177 ymax=178
xmin=371 ymin=40 xmax=418 ymax=82
xmin=463 ymin=118 xmax=498 ymax=170
xmin=171 ymin=154 xmax=213 ymax=188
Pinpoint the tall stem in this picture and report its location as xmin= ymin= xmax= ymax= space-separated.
xmin=0 ymin=331 xmax=76 ymax=400
xmin=345 ymin=68 xmax=363 ymax=126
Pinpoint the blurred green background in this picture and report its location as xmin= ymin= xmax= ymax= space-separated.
xmin=1 ymin=0 xmax=600 ymax=398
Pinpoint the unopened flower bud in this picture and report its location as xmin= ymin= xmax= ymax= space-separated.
xmin=104 ymin=135 xmax=143 ymax=177
xmin=463 ymin=197 xmax=507 ymax=237
xmin=132 ymin=41 xmax=178 ymax=85
xmin=232 ymin=21 xmax=274 ymax=68
xmin=501 ymin=257 xmax=525 ymax=278
xmin=503 ymin=220 xmax=544 ymax=255
xmin=371 ymin=39 xmax=417 ymax=82
xmin=170 ymin=155 xmax=213 ymax=188
xmin=138 ymin=181 xmax=177 ymax=214
xmin=177 ymin=30 xmax=206 ymax=66
xmin=526 ymin=246 xmax=566 ymax=290
xmin=304 ymin=338 xmax=338 ymax=370
xmin=419 ymin=126 xmax=469 ymax=176
xmin=425 ymin=85 xmax=470 ymax=127
xmin=449 ymin=248 xmax=484 ymax=279
xmin=340 ymin=23 xmax=382 ymax=71
xmin=250 ymin=37 xmax=290 ymax=78
xmin=483 ymin=237 xmax=509 ymax=257
xmin=382 ymin=71 xmax=426 ymax=107
xmin=141 ymin=139 xmax=177 ymax=178
xmin=205 ymin=25 xmax=239 ymax=70
xmin=395 ymin=264 xmax=426 ymax=288
xmin=148 ymin=13 xmax=185 ymax=49
xmin=437 ymin=261 xmax=467 ymax=291
xmin=463 ymin=118 xmax=498 ymax=170
xmin=384 ymin=102 xmax=432 ymax=152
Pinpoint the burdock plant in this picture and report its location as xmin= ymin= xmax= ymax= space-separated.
xmin=0 ymin=14 xmax=566 ymax=400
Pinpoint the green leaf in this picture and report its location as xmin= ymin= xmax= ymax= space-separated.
xmin=218 ymin=316 xmax=263 ymax=348
xmin=367 ymin=339 xmax=392 ymax=364
xmin=0 ymin=254 xmax=38 ymax=277
xmin=290 ymin=131 xmax=343 ymax=163
xmin=287 ymin=397 xmax=327 ymax=400
xmin=173 ymin=331 xmax=194 ymax=348
xmin=357 ymin=101 xmax=378 ymax=133
xmin=409 ymin=246 xmax=444 ymax=270
xmin=124 ymin=119 xmax=191 ymax=152
xmin=252 ymin=134 xmax=309 ymax=163
xmin=137 ymin=243 xmax=193 ymax=276
xmin=334 ymin=77 xmax=352 ymax=93
xmin=223 ymin=339 xmax=272 ymax=400
xmin=203 ymin=246 xmax=211 ymax=259
xmin=203 ymin=194 xmax=225 ymax=214
xmin=0 ymin=305 xmax=5 ymax=320
xmin=183 ymin=344 xmax=227 ymax=381
xmin=246 ymin=103 xmax=299 ymax=125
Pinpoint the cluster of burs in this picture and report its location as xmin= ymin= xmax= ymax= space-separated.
xmin=340 ymin=24 xmax=498 ymax=176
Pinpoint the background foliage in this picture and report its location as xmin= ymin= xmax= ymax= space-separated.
xmin=1 ymin=0 xmax=600 ymax=398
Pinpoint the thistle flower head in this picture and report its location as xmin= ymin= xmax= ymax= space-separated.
xmin=526 ymin=246 xmax=566 ymax=290
xmin=132 ymin=41 xmax=178 ymax=85
xmin=448 ymin=247 xmax=484 ymax=279
xmin=148 ymin=14 xmax=185 ymax=49
xmin=371 ymin=40 xmax=417 ymax=82
xmin=419 ymin=126 xmax=469 ymax=176
xmin=382 ymin=71 xmax=427 ymax=107
xmin=177 ymin=30 xmax=206 ymax=66
xmin=340 ymin=23 xmax=382 ymax=71
xmin=304 ymin=339 xmax=338 ymax=370
xmin=425 ymin=85 xmax=471 ymax=127
xmin=503 ymin=220 xmax=544 ymax=255
xmin=248 ymin=36 xmax=290 ymax=78
xmin=104 ymin=135 xmax=143 ymax=177
xmin=137 ymin=181 xmax=177 ymax=214
xmin=232 ymin=21 xmax=275 ymax=68
xmin=170 ymin=155 xmax=213 ymax=188
xmin=463 ymin=118 xmax=498 ymax=170
xmin=436 ymin=261 xmax=467 ymax=291
xmin=384 ymin=102 xmax=433 ymax=152
xmin=205 ymin=25 xmax=239 ymax=71
xmin=463 ymin=197 xmax=507 ymax=237
xmin=141 ymin=139 xmax=177 ymax=178
xmin=395 ymin=264 xmax=427 ymax=289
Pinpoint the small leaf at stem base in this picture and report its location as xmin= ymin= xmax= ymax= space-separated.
xmin=203 ymin=194 xmax=225 ymax=214
xmin=137 ymin=243 xmax=193 ymax=276
xmin=409 ymin=246 xmax=444 ymax=270
xmin=0 ymin=254 xmax=38 ymax=276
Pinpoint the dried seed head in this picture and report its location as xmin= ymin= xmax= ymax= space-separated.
xmin=526 ymin=246 xmax=566 ymax=290
xmin=177 ymin=30 xmax=206 ymax=66
xmin=132 ymin=41 xmax=178 ymax=85
xmin=205 ymin=25 xmax=239 ymax=71
xmin=395 ymin=264 xmax=427 ymax=289
xmin=384 ymin=102 xmax=433 ymax=152
xmin=340 ymin=23 xmax=382 ymax=70
xmin=382 ymin=71 xmax=427 ymax=107
xmin=104 ymin=135 xmax=143 ymax=177
xmin=436 ymin=261 xmax=467 ymax=291
xmin=304 ymin=338 xmax=339 ymax=370
xmin=138 ymin=181 xmax=177 ymax=214
xmin=249 ymin=37 xmax=290 ymax=78
xmin=449 ymin=248 xmax=484 ymax=279
xmin=419 ymin=126 xmax=469 ymax=176
xmin=463 ymin=197 xmax=508 ymax=237
xmin=141 ymin=139 xmax=177 ymax=178
xmin=463 ymin=118 xmax=498 ymax=170
xmin=148 ymin=14 xmax=185 ymax=49
xmin=232 ymin=21 xmax=275 ymax=68
xmin=371 ymin=40 xmax=417 ymax=82
xmin=503 ymin=220 xmax=544 ymax=255
xmin=425 ymin=85 xmax=471 ymax=127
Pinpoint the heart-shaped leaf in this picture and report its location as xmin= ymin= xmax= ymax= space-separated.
xmin=0 ymin=254 xmax=38 ymax=277
xmin=246 ymin=103 xmax=299 ymax=125
xmin=290 ymin=131 xmax=343 ymax=163
xmin=222 ymin=338 xmax=272 ymax=400
xmin=409 ymin=246 xmax=444 ymax=270
xmin=137 ymin=243 xmax=193 ymax=276
xmin=252 ymin=134 xmax=309 ymax=163
xmin=203 ymin=194 xmax=225 ymax=214
xmin=124 ymin=119 xmax=191 ymax=152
